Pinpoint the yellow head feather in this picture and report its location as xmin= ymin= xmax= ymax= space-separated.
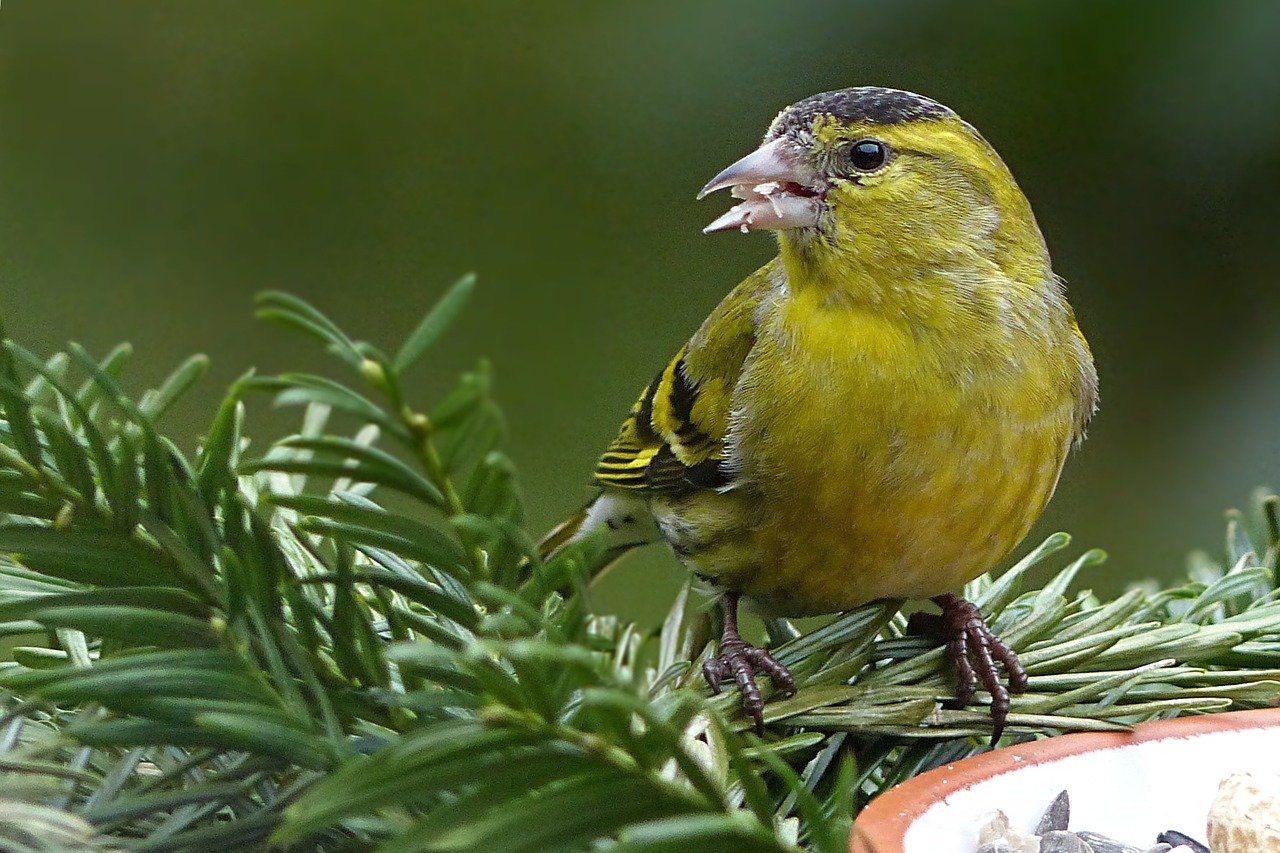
xmin=779 ymin=111 xmax=1054 ymax=318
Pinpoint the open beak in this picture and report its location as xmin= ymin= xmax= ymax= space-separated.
xmin=698 ymin=138 xmax=823 ymax=234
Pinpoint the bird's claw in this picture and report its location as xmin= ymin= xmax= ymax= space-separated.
xmin=703 ymin=638 xmax=796 ymax=735
xmin=934 ymin=593 xmax=1027 ymax=747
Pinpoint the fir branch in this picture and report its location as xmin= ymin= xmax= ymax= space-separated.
xmin=0 ymin=282 xmax=1272 ymax=850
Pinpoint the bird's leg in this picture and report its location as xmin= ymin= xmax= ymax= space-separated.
xmin=702 ymin=593 xmax=796 ymax=734
xmin=932 ymin=593 xmax=1028 ymax=747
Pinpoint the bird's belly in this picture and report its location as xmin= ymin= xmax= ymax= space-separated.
xmin=678 ymin=356 xmax=1074 ymax=616
xmin=753 ymin=416 xmax=1064 ymax=613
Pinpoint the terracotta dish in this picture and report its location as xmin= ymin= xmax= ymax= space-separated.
xmin=850 ymin=708 xmax=1280 ymax=852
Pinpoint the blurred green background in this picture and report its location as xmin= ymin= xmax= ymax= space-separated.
xmin=2 ymin=2 xmax=1278 ymax=624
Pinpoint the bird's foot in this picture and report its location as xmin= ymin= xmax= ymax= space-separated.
xmin=933 ymin=593 xmax=1027 ymax=747
xmin=702 ymin=603 xmax=796 ymax=734
xmin=703 ymin=639 xmax=796 ymax=734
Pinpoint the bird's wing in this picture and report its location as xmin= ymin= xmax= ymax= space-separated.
xmin=595 ymin=261 xmax=779 ymax=492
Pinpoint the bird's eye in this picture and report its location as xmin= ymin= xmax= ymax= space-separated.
xmin=846 ymin=139 xmax=889 ymax=173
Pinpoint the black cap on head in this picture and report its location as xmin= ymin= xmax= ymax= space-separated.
xmin=768 ymin=87 xmax=953 ymax=139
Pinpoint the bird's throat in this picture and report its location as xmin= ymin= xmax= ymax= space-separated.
xmin=776 ymin=227 xmax=1057 ymax=338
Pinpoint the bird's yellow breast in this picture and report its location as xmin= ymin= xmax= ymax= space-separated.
xmin=658 ymin=278 xmax=1081 ymax=616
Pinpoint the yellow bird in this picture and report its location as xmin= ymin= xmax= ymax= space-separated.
xmin=542 ymin=87 xmax=1097 ymax=740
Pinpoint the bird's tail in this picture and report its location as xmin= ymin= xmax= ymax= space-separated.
xmin=537 ymin=505 xmax=592 ymax=561
xmin=537 ymin=491 xmax=659 ymax=573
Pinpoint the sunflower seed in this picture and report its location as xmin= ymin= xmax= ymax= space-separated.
xmin=1075 ymin=832 xmax=1141 ymax=853
xmin=1155 ymin=829 xmax=1207 ymax=853
xmin=1039 ymin=830 xmax=1092 ymax=852
xmin=1035 ymin=790 xmax=1072 ymax=834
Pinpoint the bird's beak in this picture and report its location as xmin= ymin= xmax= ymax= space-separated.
xmin=698 ymin=138 xmax=823 ymax=234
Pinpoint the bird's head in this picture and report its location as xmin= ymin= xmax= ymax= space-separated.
xmin=700 ymin=87 xmax=1048 ymax=282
